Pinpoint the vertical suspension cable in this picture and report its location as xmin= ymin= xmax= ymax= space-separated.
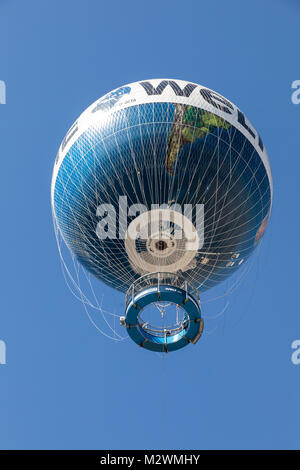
xmin=162 ymin=353 xmax=167 ymax=450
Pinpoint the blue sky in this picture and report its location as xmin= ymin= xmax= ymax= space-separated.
xmin=0 ymin=0 xmax=299 ymax=450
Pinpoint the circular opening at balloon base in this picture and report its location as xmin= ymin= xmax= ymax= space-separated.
xmin=155 ymin=240 xmax=168 ymax=251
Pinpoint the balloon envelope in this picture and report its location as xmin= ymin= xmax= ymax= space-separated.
xmin=51 ymin=79 xmax=272 ymax=293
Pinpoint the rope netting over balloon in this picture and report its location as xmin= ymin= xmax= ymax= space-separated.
xmin=53 ymin=209 xmax=265 ymax=342
xmin=52 ymin=100 xmax=272 ymax=345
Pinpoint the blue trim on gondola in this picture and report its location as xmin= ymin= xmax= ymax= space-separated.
xmin=125 ymin=285 xmax=202 ymax=352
